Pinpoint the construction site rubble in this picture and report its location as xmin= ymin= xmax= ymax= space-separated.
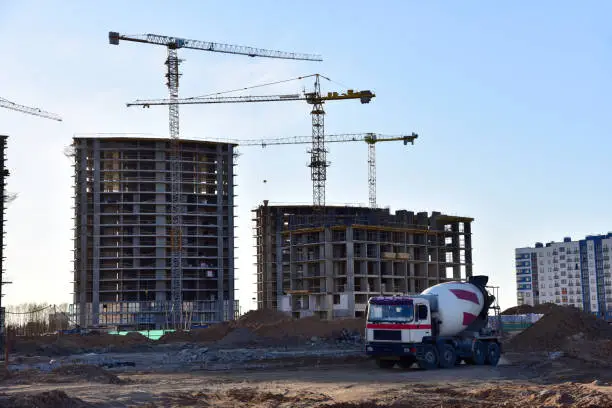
xmin=2 ymin=303 xmax=612 ymax=407
xmin=505 ymin=304 xmax=612 ymax=355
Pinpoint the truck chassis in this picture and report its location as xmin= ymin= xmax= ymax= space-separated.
xmin=366 ymin=335 xmax=501 ymax=370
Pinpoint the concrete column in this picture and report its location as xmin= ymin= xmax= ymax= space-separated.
xmin=263 ymin=209 xmax=273 ymax=309
xmin=78 ymin=140 xmax=89 ymax=327
xmin=275 ymin=222 xmax=283 ymax=310
xmin=346 ymin=227 xmax=355 ymax=317
xmin=452 ymin=222 xmax=461 ymax=279
xmin=215 ymin=144 xmax=224 ymax=321
xmin=226 ymin=148 xmax=235 ymax=319
xmin=324 ymin=228 xmax=333 ymax=319
xmin=155 ymin=147 xmax=167 ymax=304
xmin=464 ymin=222 xmax=473 ymax=278
xmin=91 ymin=140 xmax=100 ymax=327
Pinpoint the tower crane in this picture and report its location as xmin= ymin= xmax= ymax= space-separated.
xmin=1 ymin=95 xmax=61 ymax=358
xmin=109 ymin=31 xmax=321 ymax=329
xmin=229 ymin=132 xmax=418 ymax=208
xmin=127 ymin=74 xmax=375 ymax=208
xmin=0 ymin=97 xmax=62 ymax=121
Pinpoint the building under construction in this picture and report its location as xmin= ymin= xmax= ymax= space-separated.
xmin=253 ymin=202 xmax=473 ymax=319
xmin=71 ymin=136 xmax=237 ymax=330
xmin=0 ymin=135 xmax=7 ymax=355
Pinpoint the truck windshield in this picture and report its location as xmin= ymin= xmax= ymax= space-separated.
xmin=367 ymin=304 xmax=414 ymax=323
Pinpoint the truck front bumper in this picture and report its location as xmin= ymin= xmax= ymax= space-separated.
xmin=365 ymin=342 xmax=418 ymax=357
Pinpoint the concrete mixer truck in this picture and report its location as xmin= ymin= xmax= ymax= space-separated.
xmin=364 ymin=275 xmax=501 ymax=370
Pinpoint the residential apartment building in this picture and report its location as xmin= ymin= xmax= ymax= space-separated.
xmin=72 ymin=135 xmax=237 ymax=329
xmin=253 ymin=202 xmax=473 ymax=319
xmin=516 ymin=234 xmax=612 ymax=319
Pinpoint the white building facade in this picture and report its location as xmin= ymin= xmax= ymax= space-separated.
xmin=516 ymin=234 xmax=612 ymax=320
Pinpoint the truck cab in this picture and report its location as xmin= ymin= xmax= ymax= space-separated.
xmin=365 ymin=296 xmax=433 ymax=345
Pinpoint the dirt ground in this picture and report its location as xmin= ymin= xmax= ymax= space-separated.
xmin=1 ymin=356 xmax=611 ymax=407
xmin=2 ymin=306 xmax=611 ymax=406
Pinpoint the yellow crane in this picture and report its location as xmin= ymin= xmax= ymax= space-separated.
xmin=127 ymin=74 xmax=375 ymax=208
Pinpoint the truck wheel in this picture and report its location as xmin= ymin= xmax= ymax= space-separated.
xmin=417 ymin=345 xmax=438 ymax=370
xmin=376 ymin=359 xmax=395 ymax=369
xmin=438 ymin=344 xmax=456 ymax=369
xmin=471 ymin=340 xmax=487 ymax=365
xmin=398 ymin=356 xmax=415 ymax=369
xmin=486 ymin=342 xmax=501 ymax=366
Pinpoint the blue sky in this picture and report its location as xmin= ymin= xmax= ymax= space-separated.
xmin=1 ymin=1 xmax=611 ymax=312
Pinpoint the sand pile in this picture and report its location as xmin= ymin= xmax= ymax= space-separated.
xmin=0 ymin=390 xmax=91 ymax=408
xmin=215 ymin=328 xmax=261 ymax=348
xmin=253 ymin=316 xmax=365 ymax=340
xmin=1 ymin=365 xmax=124 ymax=386
xmin=51 ymin=364 xmax=124 ymax=384
xmin=506 ymin=305 xmax=612 ymax=352
xmin=233 ymin=309 xmax=292 ymax=329
xmin=502 ymin=303 xmax=559 ymax=315
xmin=11 ymin=332 xmax=152 ymax=356
xmin=157 ymin=323 xmax=231 ymax=344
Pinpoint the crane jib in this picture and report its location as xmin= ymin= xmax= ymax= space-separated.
xmin=108 ymin=31 xmax=322 ymax=61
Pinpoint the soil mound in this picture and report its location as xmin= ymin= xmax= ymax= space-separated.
xmin=501 ymin=303 xmax=559 ymax=315
xmin=253 ymin=316 xmax=365 ymax=340
xmin=506 ymin=305 xmax=612 ymax=352
xmin=11 ymin=332 xmax=152 ymax=356
xmin=215 ymin=328 xmax=261 ymax=347
xmin=51 ymin=364 xmax=124 ymax=384
xmin=0 ymin=390 xmax=91 ymax=408
xmin=233 ymin=309 xmax=292 ymax=328
xmin=157 ymin=323 xmax=231 ymax=344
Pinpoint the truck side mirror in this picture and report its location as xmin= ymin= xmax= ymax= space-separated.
xmin=417 ymin=304 xmax=428 ymax=320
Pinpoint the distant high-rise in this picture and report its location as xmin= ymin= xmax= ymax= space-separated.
xmin=515 ymin=234 xmax=612 ymax=319
xmin=72 ymin=136 xmax=237 ymax=329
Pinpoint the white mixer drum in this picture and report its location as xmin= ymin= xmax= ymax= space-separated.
xmin=422 ymin=281 xmax=485 ymax=336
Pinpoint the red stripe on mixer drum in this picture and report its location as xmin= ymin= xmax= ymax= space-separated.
xmin=462 ymin=312 xmax=478 ymax=326
xmin=450 ymin=289 xmax=480 ymax=305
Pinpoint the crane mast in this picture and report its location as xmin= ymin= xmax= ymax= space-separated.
xmin=111 ymin=31 xmax=321 ymax=329
xmin=363 ymin=133 xmax=418 ymax=208
xmin=309 ymin=75 xmax=327 ymax=208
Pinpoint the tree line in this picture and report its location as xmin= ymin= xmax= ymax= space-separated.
xmin=4 ymin=303 xmax=72 ymax=336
